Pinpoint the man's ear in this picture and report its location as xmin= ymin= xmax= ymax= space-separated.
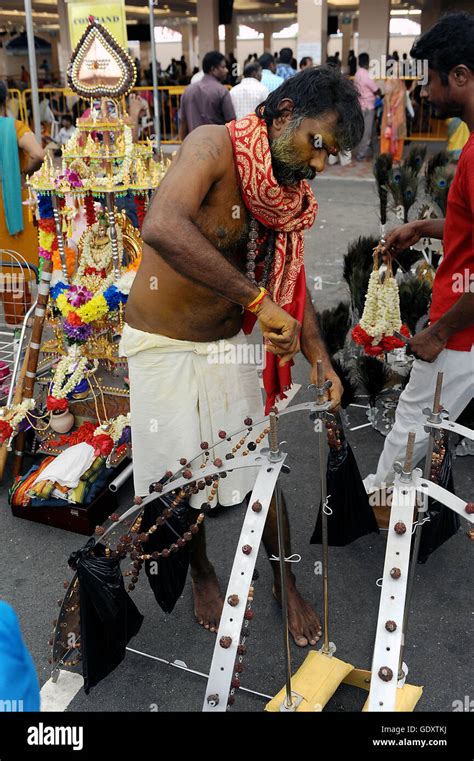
xmin=272 ymin=98 xmax=294 ymax=133
xmin=450 ymin=64 xmax=470 ymax=88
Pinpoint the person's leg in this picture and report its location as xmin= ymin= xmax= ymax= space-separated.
xmin=190 ymin=522 xmax=223 ymax=633
xmin=356 ymin=109 xmax=375 ymax=160
xmin=262 ymin=491 xmax=322 ymax=647
xmin=364 ymin=348 xmax=474 ymax=492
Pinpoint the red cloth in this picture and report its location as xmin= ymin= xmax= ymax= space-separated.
xmin=430 ymin=132 xmax=474 ymax=350
xmin=226 ymin=114 xmax=318 ymax=411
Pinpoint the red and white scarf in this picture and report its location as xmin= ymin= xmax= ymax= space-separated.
xmin=226 ymin=114 xmax=318 ymax=412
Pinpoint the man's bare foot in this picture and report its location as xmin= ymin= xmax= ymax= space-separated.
xmin=273 ymin=583 xmax=322 ymax=647
xmin=192 ymin=569 xmax=223 ymax=633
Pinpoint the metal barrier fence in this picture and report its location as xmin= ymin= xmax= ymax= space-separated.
xmin=6 ymin=89 xmax=25 ymax=122
xmin=13 ymin=83 xmax=448 ymax=145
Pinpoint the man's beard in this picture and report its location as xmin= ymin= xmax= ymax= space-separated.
xmin=270 ymin=129 xmax=316 ymax=186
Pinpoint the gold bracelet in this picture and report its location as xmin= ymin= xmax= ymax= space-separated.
xmin=245 ymin=287 xmax=269 ymax=313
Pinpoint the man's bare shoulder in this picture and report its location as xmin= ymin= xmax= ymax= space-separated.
xmin=178 ymin=125 xmax=233 ymax=165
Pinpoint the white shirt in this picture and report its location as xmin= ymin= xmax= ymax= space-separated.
xmin=57 ymin=125 xmax=76 ymax=145
xmin=190 ymin=70 xmax=205 ymax=84
xmin=261 ymin=69 xmax=284 ymax=93
xmin=229 ymin=77 xmax=269 ymax=120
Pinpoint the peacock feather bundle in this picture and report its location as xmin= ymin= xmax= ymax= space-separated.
xmin=343 ymin=236 xmax=379 ymax=316
xmin=353 ymin=355 xmax=391 ymax=408
xmin=387 ymin=166 xmax=419 ymax=223
xmin=317 ymin=302 xmax=350 ymax=357
xmin=331 ymin=357 xmax=357 ymax=409
xmin=403 ymin=144 xmax=427 ymax=176
xmin=373 ymin=153 xmax=393 ymax=226
xmin=424 ymin=150 xmax=449 ymax=193
xmin=428 ymin=165 xmax=453 ymax=216
xmin=398 ymin=277 xmax=432 ymax=335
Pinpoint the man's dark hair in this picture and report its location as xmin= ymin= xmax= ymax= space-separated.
xmin=256 ymin=65 xmax=364 ymax=151
xmin=259 ymin=52 xmax=274 ymax=70
xmin=279 ymin=48 xmax=293 ymax=64
xmin=244 ymin=62 xmax=261 ymax=78
xmin=411 ymin=11 xmax=474 ymax=84
xmin=299 ymin=57 xmax=312 ymax=69
xmin=358 ymin=52 xmax=370 ymax=67
xmin=0 ymin=81 xmax=7 ymax=107
xmin=202 ymin=50 xmax=225 ymax=74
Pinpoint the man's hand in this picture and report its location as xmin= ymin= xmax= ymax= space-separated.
xmin=407 ymin=325 xmax=446 ymax=362
xmin=255 ymin=296 xmax=301 ymax=366
xmin=382 ymin=220 xmax=424 ymax=257
xmin=310 ymin=364 xmax=343 ymax=410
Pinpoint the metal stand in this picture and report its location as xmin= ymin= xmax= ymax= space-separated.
xmin=309 ymin=360 xmax=335 ymax=655
xmin=397 ymin=373 xmax=442 ymax=679
xmin=51 ymin=195 xmax=69 ymax=284
xmin=105 ymin=194 xmax=121 ymax=280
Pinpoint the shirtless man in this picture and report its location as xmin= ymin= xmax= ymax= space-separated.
xmin=124 ymin=66 xmax=363 ymax=646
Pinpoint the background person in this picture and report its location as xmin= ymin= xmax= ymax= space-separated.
xmin=229 ymin=62 xmax=269 ymax=120
xmin=354 ymin=52 xmax=381 ymax=161
xmin=259 ymin=52 xmax=284 ymax=93
xmin=179 ymin=51 xmax=235 ymax=140
xmin=0 ymin=81 xmax=45 ymax=263
xmin=364 ymin=12 xmax=474 ymax=493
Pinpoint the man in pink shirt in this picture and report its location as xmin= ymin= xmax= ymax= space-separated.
xmin=354 ymin=52 xmax=380 ymax=161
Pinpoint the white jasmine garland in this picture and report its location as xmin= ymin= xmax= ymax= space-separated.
xmin=359 ymin=267 xmax=402 ymax=345
xmin=51 ymin=356 xmax=88 ymax=400
xmin=94 ymin=413 xmax=131 ymax=443
xmin=0 ymin=398 xmax=36 ymax=429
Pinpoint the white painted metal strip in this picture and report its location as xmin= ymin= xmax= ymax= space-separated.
xmin=414 ymin=474 xmax=474 ymax=523
xmin=427 ymin=419 xmax=474 ymax=441
xmin=368 ymin=474 xmax=418 ymax=711
xmin=203 ymin=455 xmax=287 ymax=712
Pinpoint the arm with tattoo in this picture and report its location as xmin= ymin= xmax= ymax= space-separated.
xmin=142 ymin=125 xmax=258 ymax=307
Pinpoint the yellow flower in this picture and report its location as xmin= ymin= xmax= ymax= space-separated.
xmin=77 ymin=294 xmax=108 ymax=323
xmin=38 ymin=230 xmax=55 ymax=251
xmin=56 ymin=293 xmax=73 ymax=315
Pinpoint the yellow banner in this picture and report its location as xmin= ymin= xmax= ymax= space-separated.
xmin=67 ymin=0 xmax=128 ymax=50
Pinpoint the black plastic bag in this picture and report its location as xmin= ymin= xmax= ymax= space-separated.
xmin=311 ymin=417 xmax=379 ymax=547
xmin=141 ymin=493 xmax=192 ymax=614
xmin=70 ymin=542 xmax=143 ymax=693
xmin=418 ymin=439 xmax=459 ymax=563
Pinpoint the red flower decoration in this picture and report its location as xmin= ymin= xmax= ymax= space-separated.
xmin=0 ymin=419 xmax=13 ymax=443
xmin=365 ymin=345 xmax=384 ymax=356
xmin=50 ymin=421 xmax=97 ymax=447
xmin=93 ymin=434 xmax=114 ymax=457
xmin=66 ymin=311 xmax=85 ymax=327
xmin=84 ymin=266 xmax=107 ymax=278
xmin=38 ymin=218 xmax=56 ymax=234
xmin=46 ymin=396 xmax=69 ymax=412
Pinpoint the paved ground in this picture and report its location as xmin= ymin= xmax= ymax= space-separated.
xmin=0 ymin=164 xmax=472 ymax=715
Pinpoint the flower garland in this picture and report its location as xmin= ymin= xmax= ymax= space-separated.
xmin=352 ymin=245 xmax=410 ymax=356
xmin=134 ymin=196 xmax=147 ymax=228
xmin=0 ymin=399 xmax=36 ymax=444
xmin=50 ymin=415 xmax=131 ymax=458
xmin=47 ymin=356 xmax=89 ymax=410
xmin=37 ymin=194 xmax=58 ymax=279
xmin=84 ymin=194 xmax=96 ymax=227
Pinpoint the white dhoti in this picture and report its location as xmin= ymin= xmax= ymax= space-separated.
xmin=119 ymin=323 xmax=265 ymax=507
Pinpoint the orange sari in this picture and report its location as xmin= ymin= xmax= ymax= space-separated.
xmin=0 ymin=120 xmax=38 ymax=265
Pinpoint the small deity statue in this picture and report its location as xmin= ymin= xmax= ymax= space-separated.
xmin=76 ymin=214 xmax=115 ymax=293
